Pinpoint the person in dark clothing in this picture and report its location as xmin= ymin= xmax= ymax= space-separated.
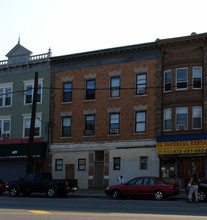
xmin=188 ymin=174 xmax=200 ymax=202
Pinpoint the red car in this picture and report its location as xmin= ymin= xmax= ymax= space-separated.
xmin=0 ymin=179 xmax=5 ymax=195
xmin=105 ymin=176 xmax=179 ymax=200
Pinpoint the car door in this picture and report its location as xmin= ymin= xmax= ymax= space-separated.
xmin=20 ymin=173 xmax=35 ymax=193
xmin=141 ymin=177 xmax=157 ymax=195
xmin=124 ymin=177 xmax=143 ymax=196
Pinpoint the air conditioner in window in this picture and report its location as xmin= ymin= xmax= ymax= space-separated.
xmin=85 ymin=130 xmax=94 ymax=136
xmin=178 ymin=124 xmax=186 ymax=130
xmin=2 ymin=133 xmax=10 ymax=139
xmin=110 ymin=128 xmax=119 ymax=134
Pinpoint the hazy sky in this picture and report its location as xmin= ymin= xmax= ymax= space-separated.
xmin=0 ymin=0 xmax=206 ymax=60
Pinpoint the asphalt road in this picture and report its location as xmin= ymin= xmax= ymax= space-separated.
xmin=0 ymin=194 xmax=207 ymax=219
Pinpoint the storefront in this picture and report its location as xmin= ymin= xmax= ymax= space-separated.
xmin=0 ymin=138 xmax=48 ymax=182
xmin=156 ymin=133 xmax=207 ymax=188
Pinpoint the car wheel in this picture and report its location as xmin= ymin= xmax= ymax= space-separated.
xmin=9 ymin=186 xmax=19 ymax=197
xmin=47 ymin=187 xmax=56 ymax=198
xmin=154 ymin=190 xmax=164 ymax=200
xmin=198 ymin=190 xmax=206 ymax=201
xmin=112 ymin=190 xmax=121 ymax=199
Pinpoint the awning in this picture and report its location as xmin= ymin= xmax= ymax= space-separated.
xmin=157 ymin=133 xmax=207 ymax=142
xmin=0 ymin=142 xmax=47 ymax=159
xmin=156 ymin=133 xmax=207 ymax=155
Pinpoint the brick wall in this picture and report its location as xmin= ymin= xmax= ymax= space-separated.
xmin=52 ymin=59 xmax=158 ymax=143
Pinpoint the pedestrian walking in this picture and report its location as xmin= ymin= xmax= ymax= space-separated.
xmin=188 ymin=173 xmax=200 ymax=203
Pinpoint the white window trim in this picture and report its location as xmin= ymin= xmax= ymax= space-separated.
xmin=164 ymin=108 xmax=172 ymax=131
xmin=192 ymin=67 xmax=202 ymax=90
xmin=176 ymin=68 xmax=188 ymax=91
xmin=0 ymin=116 xmax=11 ymax=138
xmin=176 ymin=107 xmax=188 ymax=130
xmin=164 ymin=69 xmax=172 ymax=93
xmin=192 ymin=106 xmax=202 ymax=130
xmin=23 ymin=78 xmax=43 ymax=105
xmin=22 ymin=113 xmax=42 ymax=138
xmin=0 ymin=83 xmax=13 ymax=108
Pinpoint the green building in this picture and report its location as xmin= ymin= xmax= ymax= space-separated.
xmin=0 ymin=40 xmax=51 ymax=182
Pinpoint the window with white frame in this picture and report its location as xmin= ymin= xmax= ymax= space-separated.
xmin=192 ymin=107 xmax=202 ymax=129
xmin=164 ymin=70 xmax=172 ymax=92
xmin=140 ymin=156 xmax=148 ymax=169
xmin=24 ymin=80 xmax=43 ymax=105
xmin=85 ymin=79 xmax=96 ymax=100
xmin=63 ymin=82 xmax=72 ymax=102
xmin=61 ymin=117 xmax=71 ymax=137
xmin=23 ymin=114 xmax=41 ymax=138
xmin=55 ymin=159 xmax=63 ymax=171
xmin=135 ymin=111 xmax=146 ymax=133
xmin=85 ymin=115 xmax=95 ymax=136
xmin=0 ymin=84 xmax=12 ymax=107
xmin=176 ymin=107 xmax=188 ymax=130
xmin=110 ymin=77 xmax=120 ymax=98
xmin=0 ymin=117 xmax=11 ymax=139
xmin=164 ymin=108 xmax=172 ymax=131
xmin=136 ymin=74 xmax=146 ymax=95
xmin=176 ymin=68 xmax=188 ymax=90
xmin=109 ymin=113 xmax=120 ymax=134
xmin=193 ymin=67 xmax=202 ymax=89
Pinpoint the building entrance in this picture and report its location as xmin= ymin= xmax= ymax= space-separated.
xmin=180 ymin=158 xmax=204 ymax=187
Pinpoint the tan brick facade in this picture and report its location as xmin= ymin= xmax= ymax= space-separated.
xmin=50 ymin=43 xmax=161 ymax=188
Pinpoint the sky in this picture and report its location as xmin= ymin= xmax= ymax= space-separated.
xmin=0 ymin=0 xmax=207 ymax=60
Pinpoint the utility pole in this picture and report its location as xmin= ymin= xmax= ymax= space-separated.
xmin=27 ymin=72 xmax=38 ymax=174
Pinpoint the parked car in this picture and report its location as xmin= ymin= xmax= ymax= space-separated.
xmin=0 ymin=179 xmax=5 ymax=195
xmin=6 ymin=172 xmax=78 ymax=198
xmin=105 ymin=176 xmax=179 ymax=200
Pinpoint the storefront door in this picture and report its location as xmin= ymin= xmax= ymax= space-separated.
xmin=181 ymin=158 xmax=204 ymax=186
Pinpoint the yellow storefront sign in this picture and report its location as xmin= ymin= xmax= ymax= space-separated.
xmin=156 ymin=140 xmax=207 ymax=155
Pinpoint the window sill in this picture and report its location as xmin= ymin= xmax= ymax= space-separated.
xmin=61 ymin=101 xmax=72 ymax=104
xmin=133 ymin=132 xmax=146 ymax=135
xmin=60 ymin=136 xmax=72 ymax=139
xmin=84 ymin=99 xmax=96 ymax=103
xmin=134 ymin=94 xmax=147 ymax=98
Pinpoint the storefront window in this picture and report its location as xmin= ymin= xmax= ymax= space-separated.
xmin=161 ymin=159 xmax=176 ymax=178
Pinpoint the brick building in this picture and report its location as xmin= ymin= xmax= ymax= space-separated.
xmin=156 ymin=32 xmax=207 ymax=188
xmin=50 ymin=42 xmax=161 ymax=189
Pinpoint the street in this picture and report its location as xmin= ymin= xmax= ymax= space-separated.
xmin=0 ymin=194 xmax=207 ymax=220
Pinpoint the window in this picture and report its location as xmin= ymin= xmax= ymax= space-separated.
xmin=164 ymin=108 xmax=172 ymax=131
xmin=143 ymin=178 xmax=156 ymax=185
xmin=193 ymin=67 xmax=202 ymax=89
xmin=192 ymin=107 xmax=202 ymax=129
xmin=140 ymin=156 xmax=148 ymax=169
xmin=135 ymin=111 xmax=146 ymax=133
xmin=128 ymin=177 xmax=143 ymax=185
xmin=109 ymin=113 xmax=120 ymax=134
xmin=0 ymin=85 xmax=12 ymax=107
xmin=113 ymin=157 xmax=121 ymax=170
xmin=164 ymin=70 xmax=171 ymax=92
xmin=24 ymin=81 xmax=42 ymax=105
xmin=62 ymin=117 xmax=71 ymax=137
xmin=85 ymin=115 xmax=95 ymax=136
xmin=176 ymin=68 xmax=188 ymax=90
xmin=110 ymin=77 xmax=120 ymax=98
xmin=136 ymin=74 xmax=146 ymax=95
xmin=78 ymin=158 xmax=86 ymax=171
xmin=23 ymin=115 xmax=41 ymax=138
xmin=63 ymin=82 xmax=72 ymax=102
xmin=176 ymin=107 xmax=188 ymax=130
xmin=55 ymin=159 xmax=63 ymax=171
xmin=85 ymin=80 xmax=95 ymax=100
xmin=0 ymin=118 xmax=11 ymax=139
